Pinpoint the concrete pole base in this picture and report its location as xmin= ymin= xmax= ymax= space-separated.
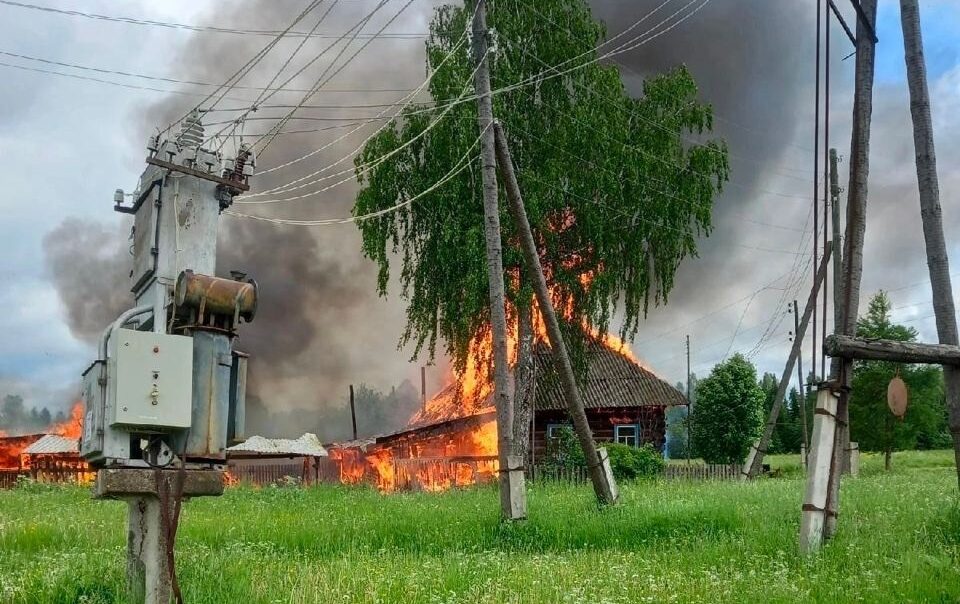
xmin=499 ymin=454 xmax=527 ymax=520
xmin=125 ymin=496 xmax=171 ymax=604
xmin=597 ymin=448 xmax=619 ymax=505
xmin=94 ymin=468 xmax=224 ymax=603
xmin=800 ymin=388 xmax=839 ymax=555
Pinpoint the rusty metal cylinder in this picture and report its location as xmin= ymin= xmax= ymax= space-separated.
xmin=175 ymin=270 xmax=257 ymax=322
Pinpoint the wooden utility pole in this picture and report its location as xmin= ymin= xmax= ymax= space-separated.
xmin=900 ymin=0 xmax=960 ymax=488
xmin=493 ymin=120 xmax=618 ymax=505
xmin=420 ymin=366 xmax=426 ymax=413
xmin=686 ymin=334 xmax=692 ymax=467
xmin=745 ymin=252 xmax=831 ymax=479
xmin=815 ymin=0 xmax=878 ymax=548
xmin=794 ymin=300 xmax=809 ymax=461
xmin=471 ymin=0 xmax=526 ymax=520
xmin=349 ymin=384 xmax=357 ymax=441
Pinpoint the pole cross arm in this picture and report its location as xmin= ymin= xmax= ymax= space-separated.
xmin=824 ymin=334 xmax=960 ymax=365
xmin=848 ymin=0 xmax=879 ymax=43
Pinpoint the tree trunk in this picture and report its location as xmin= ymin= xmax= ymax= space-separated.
xmin=493 ymin=120 xmax=618 ymax=505
xmin=511 ymin=299 xmax=535 ymax=463
xmin=471 ymin=0 xmax=525 ymax=520
xmin=900 ymin=0 xmax=960 ymax=489
xmin=824 ymin=0 xmax=877 ymax=541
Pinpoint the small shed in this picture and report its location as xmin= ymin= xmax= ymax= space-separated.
xmin=226 ymin=433 xmax=333 ymax=485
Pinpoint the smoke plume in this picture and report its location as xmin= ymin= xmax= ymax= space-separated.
xmin=41 ymin=0 xmax=960 ymax=435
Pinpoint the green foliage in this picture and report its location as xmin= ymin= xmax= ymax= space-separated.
xmin=757 ymin=374 xmax=806 ymax=455
xmin=543 ymin=425 xmax=585 ymax=469
xmin=353 ymin=0 xmax=728 ymax=382
xmin=604 ymin=442 xmax=665 ymax=480
xmin=665 ymin=403 xmax=690 ymax=459
xmin=690 ymin=354 xmax=765 ymax=464
xmin=544 ymin=427 xmax=664 ymax=479
xmin=849 ymin=291 xmax=949 ymax=456
xmin=2 ymin=451 xmax=959 ymax=602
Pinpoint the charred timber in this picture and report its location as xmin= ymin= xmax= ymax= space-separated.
xmin=824 ymin=334 xmax=960 ymax=365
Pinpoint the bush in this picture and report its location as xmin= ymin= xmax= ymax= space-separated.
xmin=604 ymin=443 xmax=665 ymax=480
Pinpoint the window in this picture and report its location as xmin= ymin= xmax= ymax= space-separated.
xmin=614 ymin=424 xmax=639 ymax=447
xmin=546 ymin=424 xmax=570 ymax=441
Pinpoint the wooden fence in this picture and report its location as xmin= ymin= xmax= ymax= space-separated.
xmin=526 ymin=463 xmax=743 ymax=483
xmin=663 ymin=463 xmax=742 ymax=480
xmin=0 ymin=467 xmax=95 ymax=488
xmin=0 ymin=470 xmax=19 ymax=489
xmin=527 ymin=464 xmax=590 ymax=483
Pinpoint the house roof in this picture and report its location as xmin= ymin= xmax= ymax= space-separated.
xmin=532 ymin=339 xmax=686 ymax=410
xmin=23 ymin=434 xmax=79 ymax=455
xmin=227 ymin=433 xmax=328 ymax=457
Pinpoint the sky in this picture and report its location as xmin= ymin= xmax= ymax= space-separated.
xmin=0 ymin=0 xmax=958 ymax=436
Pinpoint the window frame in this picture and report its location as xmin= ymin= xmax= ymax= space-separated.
xmin=613 ymin=424 xmax=640 ymax=447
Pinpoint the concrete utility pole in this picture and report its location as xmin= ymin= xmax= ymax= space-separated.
xmin=808 ymin=0 xmax=878 ymax=551
xmin=744 ymin=251 xmax=831 ymax=479
xmin=81 ymin=112 xmax=257 ymax=600
xmin=471 ymin=0 xmax=526 ymax=520
xmin=899 ymin=0 xmax=960 ymax=488
xmin=493 ymin=120 xmax=619 ymax=506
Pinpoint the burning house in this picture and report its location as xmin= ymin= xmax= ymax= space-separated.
xmin=0 ymin=402 xmax=90 ymax=487
xmin=330 ymin=333 xmax=685 ymax=492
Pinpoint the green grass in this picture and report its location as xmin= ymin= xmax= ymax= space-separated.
xmin=1 ymin=450 xmax=958 ymax=603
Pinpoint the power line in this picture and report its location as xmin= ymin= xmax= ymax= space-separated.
xmin=254 ymin=0 xmax=418 ymax=153
xmin=163 ymin=0 xmax=326 ymax=140
xmin=0 ymin=49 xmax=419 ymax=93
xmin=225 ymin=124 xmax=486 ymax=226
xmin=0 ymin=0 xmax=428 ymax=38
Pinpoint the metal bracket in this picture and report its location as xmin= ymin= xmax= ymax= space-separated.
xmin=145 ymin=157 xmax=250 ymax=192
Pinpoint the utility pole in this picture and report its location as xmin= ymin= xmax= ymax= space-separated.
xmin=493 ymin=120 xmax=619 ymax=505
xmin=900 ymin=0 xmax=960 ymax=487
xmin=744 ymin=252 xmax=831 ymax=479
xmin=826 ymin=149 xmax=847 ymax=478
xmin=81 ymin=112 xmax=257 ymax=600
xmin=806 ymin=0 xmax=878 ymax=553
xmin=349 ymin=384 xmax=358 ymax=441
xmin=471 ymin=0 xmax=526 ymax=520
xmin=794 ymin=300 xmax=809 ymax=464
xmin=420 ymin=366 xmax=427 ymax=414
xmin=686 ymin=334 xmax=692 ymax=467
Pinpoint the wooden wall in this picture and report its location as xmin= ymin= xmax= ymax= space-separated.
xmin=530 ymin=406 xmax=666 ymax=463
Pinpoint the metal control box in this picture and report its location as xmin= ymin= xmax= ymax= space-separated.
xmin=108 ymin=329 xmax=193 ymax=428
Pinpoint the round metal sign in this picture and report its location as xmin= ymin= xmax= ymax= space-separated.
xmin=887 ymin=376 xmax=909 ymax=419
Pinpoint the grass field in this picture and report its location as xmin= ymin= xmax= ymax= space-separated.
xmin=1 ymin=450 xmax=958 ymax=603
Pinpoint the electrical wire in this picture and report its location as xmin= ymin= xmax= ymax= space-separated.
xmin=235 ymin=48 xmax=489 ymax=203
xmin=254 ymin=20 xmax=471 ymax=176
xmin=0 ymin=0 xmax=427 ymax=38
xmin=215 ymin=0 xmax=396 ymax=150
xmin=253 ymin=0 xmax=412 ymax=153
xmin=225 ymin=124 xmax=487 ymax=226
xmin=162 ymin=0 xmax=326 ymax=140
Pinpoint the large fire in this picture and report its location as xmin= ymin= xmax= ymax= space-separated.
xmin=0 ymin=401 xmax=84 ymax=471
xmin=329 ymin=293 xmax=656 ymax=493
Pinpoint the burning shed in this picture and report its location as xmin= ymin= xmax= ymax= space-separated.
xmin=331 ymin=334 xmax=684 ymax=492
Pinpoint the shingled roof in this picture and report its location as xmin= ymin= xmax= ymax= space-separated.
xmin=532 ymin=339 xmax=686 ymax=410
